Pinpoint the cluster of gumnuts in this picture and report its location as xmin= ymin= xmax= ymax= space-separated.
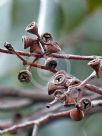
xmin=47 ymin=70 xmax=92 ymax=121
xmin=4 ymin=21 xmax=61 ymax=83
xmin=3 ymin=21 xmax=98 ymax=121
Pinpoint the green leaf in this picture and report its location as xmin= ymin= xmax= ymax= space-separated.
xmin=87 ymin=0 xmax=102 ymax=12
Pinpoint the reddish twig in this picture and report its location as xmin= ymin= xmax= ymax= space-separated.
xmin=77 ymin=71 xmax=96 ymax=89
xmin=27 ymin=61 xmax=57 ymax=73
xmin=1 ymin=48 xmax=102 ymax=60
xmin=0 ymin=20 xmax=102 ymax=136
xmin=0 ymin=102 xmax=102 ymax=136
xmin=0 ymin=110 xmax=71 ymax=135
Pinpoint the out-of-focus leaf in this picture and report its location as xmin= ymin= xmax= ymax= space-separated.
xmin=39 ymin=119 xmax=87 ymax=136
xmin=83 ymin=113 xmax=102 ymax=136
xmin=87 ymin=0 xmax=102 ymax=12
xmin=60 ymin=0 xmax=87 ymax=35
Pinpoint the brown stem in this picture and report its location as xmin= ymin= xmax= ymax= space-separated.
xmin=76 ymin=71 xmax=96 ymax=99
xmin=27 ymin=62 xmax=57 ymax=73
xmin=26 ymin=57 xmax=40 ymax=71
xmin=77 ymin=71 xmax=96 ymax=89
xmin=0 ymin=104 xmax=102 ymax=135
xmin=0 ymin=87 xmax=53 ymax=102
xmin=85 ymin=84 xmax=102 ymax=95
xmin=49 ymin=54 xmax=99 ymax=60
xmin=1 ymin=48 xmax=102 ymax=60
xmin=0 ymin=110 xmax=71 ymax=135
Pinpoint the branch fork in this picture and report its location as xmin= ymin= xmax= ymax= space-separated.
xmin=0 ymin=21 xmax=102 ymax=136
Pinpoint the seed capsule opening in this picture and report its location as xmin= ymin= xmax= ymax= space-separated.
xmin=45 ymin=58 xmax=57 ymax=70
xmin=18 ymin=70 xmax=32 ymax=83
xmin=25 ymin=21 xmax=38 ymax=35
xmin=54 ymin=73 xmax=66 ymax=85
xmin=76 ymin=98 xmax=91 ymax=110
xmin=41 ymin=33 xmax=53 ymax=43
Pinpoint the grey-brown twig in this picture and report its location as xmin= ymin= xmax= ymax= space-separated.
xmin=0 ymin=87 xmax=53 ymax=102
xmin=0 ymin=21 xmax=102 ymax=136
xmin=0 ymin=110 xmax=71 ymax=135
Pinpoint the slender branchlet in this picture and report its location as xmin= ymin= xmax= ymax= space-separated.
xmin=0 ymin=21 xmax=102 ymax=136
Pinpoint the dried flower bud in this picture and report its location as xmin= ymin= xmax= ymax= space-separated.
xmin=22 ymin=36 xmax=34 ymax=49
xmin=25 ymin=21 xmax=38 ymax=35
xmin=88 ymin=59 xmax=101 ymax=77
xmin=64 ymin=95 xmax=75 ymax=106
xmin=30 ymin=42 xmax=43 ymax=54
xmin=70 ymin=108 xmax=84 ymax=121
xmin=22 ymin=36 xmax=42 ymax=54
xmin=48 ymin=82 xmax=56 ymax=95
xmin=41 ymin=33 xmax=53 ymax=42
xmin=76 ymin=98 xmax=91 ymax=110
xmin=54 ymin=89 xmax=64 ymax=98
xmin=54 ymin=72 xmax=66 ymax=85
xmin=48 ymin=81 xmax=65 ymax=95
xmin=54 ymin=89 xmax=66 ymax=103
xmin=45 ymin=58 xmax=57 ymax=70
xmin=4 ymin=42 xmax=14 ymax=51
xmin=18 ymin=70 xmax=32 ymax=83
xmin=45 ymin=41 xmax=61 ymax=54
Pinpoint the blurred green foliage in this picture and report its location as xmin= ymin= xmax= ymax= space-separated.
xmin=87 ymin=0 xmax=102 ymax=12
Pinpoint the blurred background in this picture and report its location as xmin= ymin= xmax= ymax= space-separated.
xmin=0 ymin=0 xmax=102 ymax=136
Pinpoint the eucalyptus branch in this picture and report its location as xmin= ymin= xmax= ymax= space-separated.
xmin=0 ymin=20 xmax=102 ymax=136
xmin=0 ymin=103 xmax=102 ymax=136
xmin=0 ymin=87 xmax=53 ymax=102
xmin=1 ymin=48 xmax=102 ymax=60
xmin=0 ymin=110 xmax=70 ymax=135
xmin=77 ymin=71 xmax=96 ymax=89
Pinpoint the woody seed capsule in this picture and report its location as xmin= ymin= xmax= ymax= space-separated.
xmin=45 ymin=58 xmax=57 ymax=70
xmin=18 ymin=70 xmax=32 ymax=83
xmin=41 ymin=33 xmax=53 ymax=42
xmin=54 ymin=73 xmax=66 ymax=85
xmin=88 ymin=59 xmax=101 ymax=77
xmin=25 ymin=21 xmax=38 ymax=35
xmin=70 ymin=108 xmax=84 ymax=121
xmin=76 ymin=98 xmax=91 ymax=110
